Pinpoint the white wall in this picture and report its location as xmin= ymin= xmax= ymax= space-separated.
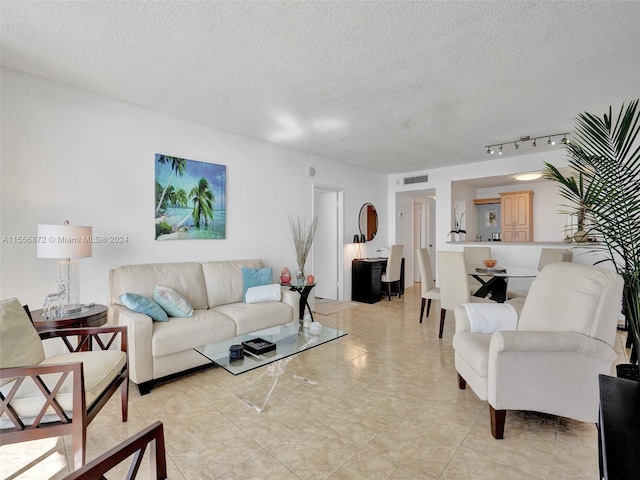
xmin=0 ymin=68 xmax=388 ymax=307
xmin=474 ymin=181 xmax=568 ymax=242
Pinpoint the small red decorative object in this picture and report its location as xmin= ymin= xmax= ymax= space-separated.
xmin=280 ymin=267 xmax=292 ymax=285
xmin=306 ymin=274 xmax=315 ymax=284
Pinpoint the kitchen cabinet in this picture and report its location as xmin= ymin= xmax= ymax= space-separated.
xmin=500 ymin=190 xmax=534 ymax=242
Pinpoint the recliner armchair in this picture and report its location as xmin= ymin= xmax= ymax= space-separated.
xmin=0 ymin=297 xmax=129 ymax=470
xmin=452 ymin=262 xmax=623 ymax=439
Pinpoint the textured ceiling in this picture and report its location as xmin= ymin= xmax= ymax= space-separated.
xmin=1 ymin=1 xmax=639 ymax=174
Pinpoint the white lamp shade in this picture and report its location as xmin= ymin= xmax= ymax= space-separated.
xmin=37 ymin=224 xmax=92 ymax=258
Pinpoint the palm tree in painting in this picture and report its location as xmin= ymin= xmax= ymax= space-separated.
xmin=155 ymin=154 xmax=170 ymax=180
xmin=173 ymin=188 xmax=188 ymax=208
xmin=189 ymin=177 xmax=215 ymax=228
xmin=164 ymin=185 xmax=176 ymax=208
xmin=156 ymin=156 xmax=187 ymax=213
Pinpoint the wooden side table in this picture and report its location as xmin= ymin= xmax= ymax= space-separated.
xmin=32 ymin=304 xmax=108 ymax=332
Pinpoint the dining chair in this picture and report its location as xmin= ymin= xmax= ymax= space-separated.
xmin=464 ymin=246 xmax=492 ymax=291
xmin=0 ymin=297 xmax=129 ymax=470
xmin=453 ymin=262 xmax=623 ymax=439
xmin=416 ymin=248 xmax=440 ymax=322
xmin=508 ymin=248 xmax=573 ymax=299
xmin=381 ymin=245 xmax=404 ymax=301
xmin=436 ymin=251 xmax=496 ymax=338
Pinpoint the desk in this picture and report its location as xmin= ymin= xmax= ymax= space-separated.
xmin=352 ymin=257 xmax=405 ymax=303
xmin=469 ymin=267 xmax=538 ymax=303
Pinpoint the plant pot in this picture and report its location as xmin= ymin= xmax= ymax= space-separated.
xmin=616 ymin=363 xmax=640 ymax=382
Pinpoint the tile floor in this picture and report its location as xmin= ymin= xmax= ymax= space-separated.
xmin=1 ymin=284 xmax=630 ymax=479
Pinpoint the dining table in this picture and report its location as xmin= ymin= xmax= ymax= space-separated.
xmin=469 ymin=266 xmax=539 ymax=303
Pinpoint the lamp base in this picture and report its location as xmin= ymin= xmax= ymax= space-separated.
xmin=60 ymin=304 xmax=83 ymax=315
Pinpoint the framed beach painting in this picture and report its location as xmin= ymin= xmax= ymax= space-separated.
xmin=155 ymin=154 xmax=226 ymax=240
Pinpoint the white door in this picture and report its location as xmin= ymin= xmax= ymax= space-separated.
xmin=428 ymin=201 xmax=436 ymax=275
xmin=313 ymin=189 xmax=340 ymax=300
xmin=413 ymin=202 xmax=425 ymax=282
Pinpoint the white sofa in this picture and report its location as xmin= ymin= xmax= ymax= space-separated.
xmin=108 ymin=259 xmax=299 ymax=394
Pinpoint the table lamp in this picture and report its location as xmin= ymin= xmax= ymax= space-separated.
xmin=37 ymin=220 xmax=92 ymax=315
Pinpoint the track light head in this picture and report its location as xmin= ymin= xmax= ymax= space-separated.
xmin=514 ymin=142 xmax=519 ymax=150
xmin=486 ymin=147 xmax=491 ymax=154
xmin=547 ymin=136 xmax=553 ymax=145
xmin=498 ymin=145 xmax=503 ymax=155
xmin=532 ymin=139 xmax=537 ymax=147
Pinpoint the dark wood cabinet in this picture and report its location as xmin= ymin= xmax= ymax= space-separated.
xmin=352 ymin=258 xmax=404 ymax=303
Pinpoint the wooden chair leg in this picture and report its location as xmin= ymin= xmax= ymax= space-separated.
xmin=397 ymin=281 xmax=402 ymax=299
xmin=490 ymin=406 xmax=506 ymax=439
xmin=426 ymin=298 xmax=432 ymax=318
xmin=419 ymin=298 xmax=426 ymax=323
xmin=73 ymin=425 xmax=87 ymax=470
xmin=121 ymin=380 xmax=129 ymax=422
xmin=457 ymin=373 xmax=466 ymax=389
xmin=387 ymin=283 xmax=391 ymax=301
xmin=438 ymin=309 xmax=446 ymax=338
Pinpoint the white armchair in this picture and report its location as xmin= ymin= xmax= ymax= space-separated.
xmin=452 ymin=262 xmax=623 ymax=439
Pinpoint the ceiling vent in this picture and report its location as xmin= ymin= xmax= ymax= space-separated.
xmin=403 ymin=174 xmax=428 ymax=185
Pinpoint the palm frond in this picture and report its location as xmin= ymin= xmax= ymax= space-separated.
xmin=544 ymin=99 xmax=640 ymax=362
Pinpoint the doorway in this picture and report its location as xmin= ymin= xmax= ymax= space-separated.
xmin=399 ymin=189 xmax=436 ymax=285
xmin=313 ymin=185 xmax=344 ymax=300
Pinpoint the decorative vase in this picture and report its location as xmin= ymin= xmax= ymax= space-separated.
xmin=280 ymin=267 xmax=292 ymax=285
xmin=306 ymin=274 xmax=315 ymax=284
xmin=573 ymin=230 xmax=588 ymax=242
xmin=295 ymin=270 xmax=304 ymax=286
xmin=454 ymin=233 xmax=461 ymax=242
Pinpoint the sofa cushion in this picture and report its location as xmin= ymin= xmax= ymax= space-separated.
xmin=202 ymin=259 xmax=263 ymax=307
xmin=120 ymin=293 xmax=168 ymax=322
xmin=241 ymin=267 xmax=273 ymax=301
xmin=151 ymin=309 xmax=237 ymax=357
xmin=154 ymin=285 xmax=194 ymax=318
xmin=213 ymin=302 xmax=294 ymax=335
xmin=110 ymin=262 xmax=208 ymax=310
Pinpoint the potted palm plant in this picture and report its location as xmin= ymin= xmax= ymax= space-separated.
xmin=544 ymin=100 xmax=640 ymax=378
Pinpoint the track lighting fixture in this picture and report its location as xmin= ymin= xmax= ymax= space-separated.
xmin=484 ymin=133 xmax=569 ymax=155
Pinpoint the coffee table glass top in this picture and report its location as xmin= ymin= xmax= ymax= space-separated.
xmin=195 ymin=321 xmax=347 ymax=375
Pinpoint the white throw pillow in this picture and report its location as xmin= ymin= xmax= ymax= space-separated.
xmin=245 ymin=284 xmax=282 ymax=304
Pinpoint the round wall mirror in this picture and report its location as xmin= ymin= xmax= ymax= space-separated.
xmin=358 ymin=203 xmax=378 ymax=241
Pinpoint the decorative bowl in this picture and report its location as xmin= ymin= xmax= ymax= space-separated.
xmin=483 ymin=259 xmax=497 ymax=269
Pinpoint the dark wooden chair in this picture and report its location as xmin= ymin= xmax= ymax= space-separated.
xmin=62 ymin=421 xmax=167 ymax=480
xmin=0 ymin=297 xmax=128 ymax=471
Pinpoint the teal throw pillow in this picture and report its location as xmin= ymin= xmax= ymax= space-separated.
xmin=120 ymin=293 xmax=168 ymax=322
xmin=241 ymin=267 xmax=273 ymax=302
xmin=154 ymin=285 xmax=194 ymax=318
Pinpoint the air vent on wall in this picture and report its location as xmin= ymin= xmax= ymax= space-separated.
xmin=403 ymin=174 xmax=428 ymax=185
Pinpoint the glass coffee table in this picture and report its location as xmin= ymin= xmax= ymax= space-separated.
xmin=195 ymin=321 xmax=347 ymax=412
